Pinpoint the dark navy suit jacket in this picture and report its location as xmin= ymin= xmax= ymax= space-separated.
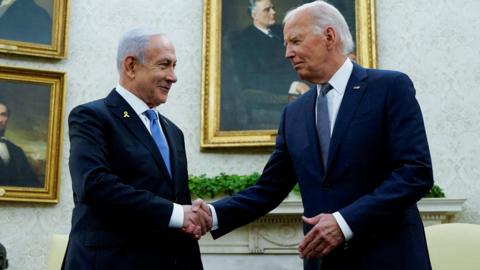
xmin=212 ymin=63 xmax=433 ymax=270
xmin=64 ymin=90 xmax=202 ymax=270
xmin=0 ymin=0 xmax=52 ymax=44
xmin=0 ymin=139 xmax=40 ymax=187
xmin=233 ymin=24 xmax=297 ymax=95
xmin=231 ymin=25 xmax=301 ymax=129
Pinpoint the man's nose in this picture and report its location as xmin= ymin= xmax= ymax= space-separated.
xmin=167 ymin=70 xmax=177 ymax=83
xmin=285 ymin=45 xmax=293 ymax=59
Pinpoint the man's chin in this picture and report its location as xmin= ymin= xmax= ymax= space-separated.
xmin=157 ymin=96 xmax=168 ymax=105
xmin=296 ymin=71 xmax=308 ymax=81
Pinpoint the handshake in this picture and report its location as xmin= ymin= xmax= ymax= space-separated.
xmin=181 ymin=199 xmax=212 ymax=240
xmin=179 ymin=200 xmax=345 ymax=258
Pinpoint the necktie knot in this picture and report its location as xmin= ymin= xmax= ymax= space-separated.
xmin=320 ymin=83 xmax=333 ymax=96
xmin=145 ymin=109 xmax=158 ymax=121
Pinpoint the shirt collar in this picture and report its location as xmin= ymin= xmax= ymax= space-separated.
xmin=316 ymin=57 xmax=354 ymax=96
xmin=253 ymin=24 xmax=271 ymax=36
xmin=0 ymin=0 xmax=15 ymax=17
xmin=115 ymin=84 xmax=152 ymax=116
xmin=0 ymin=0 xmax=15 ymax=8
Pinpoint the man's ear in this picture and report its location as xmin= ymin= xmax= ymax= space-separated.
xmin=123 ymin=56 xmax=137 ymax=79
xmin=324 ymin=26 xmax=337 ymax=50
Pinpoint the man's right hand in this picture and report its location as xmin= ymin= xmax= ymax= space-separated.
xmin=181 ymin=199 xmax=212 ymax=239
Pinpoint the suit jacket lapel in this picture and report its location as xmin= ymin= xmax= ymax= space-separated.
xmin=327 ymin=64 xmax=368 ymax=172
xmin=105 ymin=90 xmax=173 ymax=182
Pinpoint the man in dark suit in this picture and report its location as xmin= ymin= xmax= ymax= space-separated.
xmin=232 ymin=0 xmax=308 ymax=129
xmin=64 ymin=28 xmax=210 ymax=270
xmin=205 ymin=1 xmax=433 ymax=269
xmin=0 ymin=0 xmax=52 ymax=44
xmin=0 ymin=99 xmax=41 ymax=187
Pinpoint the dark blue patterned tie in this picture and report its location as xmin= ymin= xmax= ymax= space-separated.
xmin=316 ymin=83 xmax=333 ymax=169
xmin=144 ymin=109 xmax=171 ymax=177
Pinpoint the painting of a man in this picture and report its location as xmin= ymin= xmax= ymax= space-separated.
xmin=0 ymin=98 xmax=41 ymax=187
xmin=221 ymin=0 xmax=309 ymax=130
xmin=218 ymin=0 xmax=356 ymax=132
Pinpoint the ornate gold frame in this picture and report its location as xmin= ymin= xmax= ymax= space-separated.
xmin=201 ymin=0 xmax=377 ymax=148
xmin=0 ymin=0 xmax=69 ymax=59
xmin=0 ymin=65 xmax=66 ymax=203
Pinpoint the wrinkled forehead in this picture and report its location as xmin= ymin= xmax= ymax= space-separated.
xmin=150 ymin=35 xmax=175 ymax=50
xmin=284 ymin=13 xmax=313 ymax=37
xmin=146 ymin=35 xmax=177 ymax=59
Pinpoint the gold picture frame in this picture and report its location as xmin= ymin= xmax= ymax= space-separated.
xmin=201 ymin=0 xmax=377 ymax=148
xmin=0 ymin=0 xmax=69 ymax=59
xmin=0 ymin=65 xmax=66 ymax=203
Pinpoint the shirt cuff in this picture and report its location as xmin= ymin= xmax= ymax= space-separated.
xmin=168 ymin=203 xmax=184 ymax=228
xmin=209 ymin=204 xmax=219 ymax=230
xmin=333 ymin=211 xmax=353 ymax=241
xmin=288 ymin=81 xmax=300 ymax=95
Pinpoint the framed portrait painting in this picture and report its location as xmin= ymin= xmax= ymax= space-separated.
xmin=201 ymin=0 xmax=376 ymax=148
xmin=0 ymin=65 xmax=65 ymax=203
xmin=0 ymin=0 xmax=69 ymax=59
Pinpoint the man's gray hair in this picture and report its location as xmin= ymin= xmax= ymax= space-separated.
xmin=283 ymin=1 xmax=355 ymax=55
xmin=247 ymin=0 xmax=260 ymax=16
xmin=116 ymin=28 xmax=165 ymax=71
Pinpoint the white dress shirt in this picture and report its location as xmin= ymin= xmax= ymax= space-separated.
xmin=115 ymin=84 xmax=184 ymax=228
xmin=0 ymin=137 xmax=10 ymax=164
xmin=0 ymin=0 xmax=15 ymax=18
xmin=253 ymin=24 xmax=271 ymax=36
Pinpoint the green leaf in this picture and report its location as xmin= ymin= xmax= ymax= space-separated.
xmin=424 ymin=184 xmax=446 ymax=198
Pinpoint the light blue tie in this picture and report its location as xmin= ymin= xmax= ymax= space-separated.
xmin=145 ymin=109 xmax=171 ymax=177
xmin=316 ymin=83 xmax=333 ymax=169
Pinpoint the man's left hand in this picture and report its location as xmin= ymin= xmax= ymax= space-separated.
xmin=299 ymin=213 xmax=344 ymax=258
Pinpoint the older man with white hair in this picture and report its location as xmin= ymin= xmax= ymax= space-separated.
xmin=204 ymin=1 xmax=433 ymax=269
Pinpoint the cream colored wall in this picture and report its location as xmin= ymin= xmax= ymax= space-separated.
xmin=0 ymin=0 xmax=479 ymax=269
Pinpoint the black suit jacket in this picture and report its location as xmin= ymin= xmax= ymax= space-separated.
xmin=64 ymin=90 xmax=202 ymax=270
xmin=0 ymin=0 xmax=52 ymax=44
xmin=212 ymin=64 xmax=433 ymax=270
xmin=233 ymin=24 xmax=297 ymax=94
xmin=0 ymin=139 xmax=40 ymax=187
